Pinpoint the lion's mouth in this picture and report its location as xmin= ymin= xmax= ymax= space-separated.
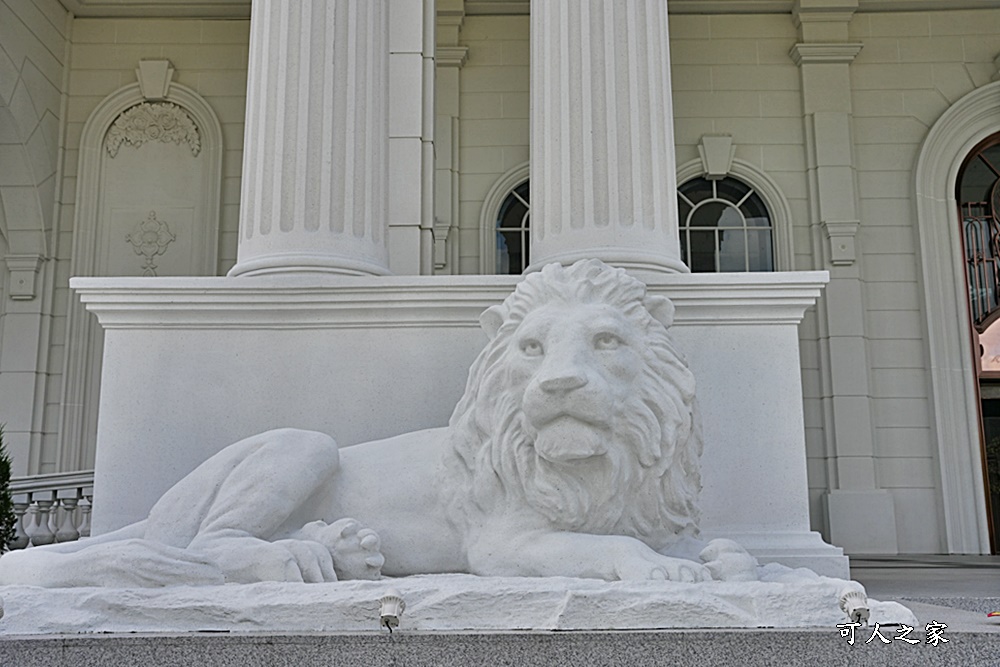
xmin=531 ymin=416 xmax=610 ymax=463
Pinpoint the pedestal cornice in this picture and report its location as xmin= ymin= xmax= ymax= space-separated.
xmin=71 ymin=272 xmax=829 ymax=329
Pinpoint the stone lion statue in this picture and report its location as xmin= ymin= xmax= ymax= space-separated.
xmin=0 ymin=259 xmax=755 ymax=587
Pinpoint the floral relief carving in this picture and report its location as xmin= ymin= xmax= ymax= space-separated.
xmin=105 ymin=102 xmax=201 ymax=158
xmin=126 ymin=211 xmax=176 ymax=276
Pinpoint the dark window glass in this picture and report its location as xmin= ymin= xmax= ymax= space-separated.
xmin=496 ymin=181 xmax=530 ymax=275
xmin=677 ymin=177 xmax=774 ymax=272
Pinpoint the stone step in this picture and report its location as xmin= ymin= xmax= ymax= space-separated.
xmin=1 ymin=629 xmax=997 ymax=667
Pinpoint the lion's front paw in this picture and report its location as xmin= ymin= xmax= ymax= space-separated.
xmin=192 ymin=535 xmax=337 ymax=583
xmin=614 ymin=544 xmax=712 ymax=583
xmin=699 ymin=538 xmax=759 ymax=582
xmin=297 ymin=518 xmax=384 ymax=581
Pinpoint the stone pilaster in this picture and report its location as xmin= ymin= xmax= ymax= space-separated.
xmin=528 ymin=0 xmax=686 ymax=275
xmin=229 ymin=0 xmax=390 ymax=277
xmin=792 ymin=0 xmax=899 ymax=554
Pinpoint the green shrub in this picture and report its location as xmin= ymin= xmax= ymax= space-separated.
xmin=0 ymin=425 xmax=15 ymax=552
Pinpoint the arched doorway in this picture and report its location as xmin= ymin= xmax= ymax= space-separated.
xmin=914 ymin=81 xmax=1000 ymax=555
xmin=957 ymin=133 xmax=1000 ymax=550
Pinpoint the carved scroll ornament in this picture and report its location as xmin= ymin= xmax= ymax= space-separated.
xmin=105 ymin=102 xmax=201 ymax=158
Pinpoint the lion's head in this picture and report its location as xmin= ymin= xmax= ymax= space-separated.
xmin=444 ymin=259 xmax=702 ymax=551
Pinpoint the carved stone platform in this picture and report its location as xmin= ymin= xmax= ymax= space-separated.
xmin=0 ymin=573 xmax=912 ymax=634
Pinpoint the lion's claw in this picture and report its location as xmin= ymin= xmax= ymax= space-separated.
xmin=292 ymin=518 xmax=384 ymax=581
xmin=614 ymin=542 xmax=712 ymax=583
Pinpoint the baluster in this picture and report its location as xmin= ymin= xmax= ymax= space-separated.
xmin=55 ymin=492 xmax=81 ymax=543
xmin=78 ymin=493 xmax=93 ymax=539
xmin=29 ymin=493 xmax=56 ymax=546
xmin=24 ymin=497 xmax=40 ymax=546
xmin=49 ymin=499 xmax=60 ymax=535
xmin=8 ymin=497 xmax=30 ymax=550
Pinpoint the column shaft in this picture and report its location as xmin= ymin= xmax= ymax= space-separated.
xmin=229 ymin=0 xmax=390 ymax=277
xmin=529 ymin=0 xmax=685 ymax=274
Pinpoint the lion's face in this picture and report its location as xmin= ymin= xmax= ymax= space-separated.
xmin=445 ymin=260 xmax=703 ymax=551
xmin=501 ymin=302 xmax=645 ymax=465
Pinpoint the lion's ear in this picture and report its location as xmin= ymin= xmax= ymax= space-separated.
xmin=479 ymin=305 xmax=507 ymax=340
xmin=644 ymin=296 xmax=675 ymax=329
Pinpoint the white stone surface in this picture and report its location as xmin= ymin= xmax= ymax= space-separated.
xmin=0 ymin=570 xmax=916 ymax=634
xmin=228 ymin=0 xmax=390 ymax=277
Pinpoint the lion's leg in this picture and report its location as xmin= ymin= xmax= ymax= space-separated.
xmin=0 ymin=538 xmax=225 ymax=588
xmin=468 ymin=525 xmax=711 ymax=582
xmin=160 ymin=428 xmax=348 ymax=583
xmin=0 ymin=429 xmax=344 ymax=587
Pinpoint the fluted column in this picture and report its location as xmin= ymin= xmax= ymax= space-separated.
xmin=528 ymin=0 xmax=686 ymax=275
xmin=229 ymin=0 xmax=390 ymax=277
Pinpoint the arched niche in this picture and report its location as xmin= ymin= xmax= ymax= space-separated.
xmin=57 ymin=81 xmax=223 ymax=471
xmin=914 ymin=80 xmax=1000 ymax=554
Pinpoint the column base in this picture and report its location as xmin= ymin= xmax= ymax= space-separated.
xmin=526 ymin=248 xmax=689 ymax=278
xmin=824 ymin=490 xmax=899 ymax=555
xmin=228 ymin=253 xmax=391 ymax=277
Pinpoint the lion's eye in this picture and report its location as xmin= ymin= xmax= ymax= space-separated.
xmin=594 ymin=333 xmax=621 ymax=350
xmin=520 ymin=339 xmax=544 ymax=356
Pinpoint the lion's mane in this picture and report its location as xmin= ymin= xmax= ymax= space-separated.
xmin=444 ymin=260 xmax=703 ymax=551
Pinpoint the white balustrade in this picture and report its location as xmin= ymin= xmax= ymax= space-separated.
xmin=3 ymin=471 xmax=94 ymax=552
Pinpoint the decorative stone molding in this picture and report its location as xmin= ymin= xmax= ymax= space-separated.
xmin=789 ymin=43 xmax=863 ymax=66
xmin=697 ymin=135 xmax=736 ymax=181
xmin=125 ymin=211 xmax=176 ymax=277
xmin=136 ymin=60 xmax=174 ymax=101
xmin=822 ymin=219 xmax=859 ymax=266
xmin=792 ymin=0 xmax=858 ymax=36
xmin=436 ymin=46 xmax=469 ymax=68
xmin=433 ymin=217 xmax=452 ymax=270
xmin=105 ymin=102 xmax=201 ymax=158
xmin=436 ymin=0 xmax=466 ymax=45
xmin=71 ymin=272 xmax=829 ymax=330
xmin=4 ymin=254 xmax=43 ymax=300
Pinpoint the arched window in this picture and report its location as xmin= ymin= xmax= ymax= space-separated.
xmin=495 ymin=180 xmax=530 ymax=275
xmin=676 ymin=176 xmax=774 ymax=272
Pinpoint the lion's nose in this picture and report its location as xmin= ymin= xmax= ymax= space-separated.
xmin=539 ymin=373 xmax=588 ymax=394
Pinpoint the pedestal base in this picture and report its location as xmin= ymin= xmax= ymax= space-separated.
xmin=72 ymin=271 xmax=838 ymax=574
xmin=825 ymin=490 xmax=899 ymax=555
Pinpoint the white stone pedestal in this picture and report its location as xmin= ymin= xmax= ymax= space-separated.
xmin=73 ymin=270 xmax=845 ymax=578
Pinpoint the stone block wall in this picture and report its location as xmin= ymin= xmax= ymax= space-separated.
xmin=456 ymin=16 xmax=529 ymax=275
xmin=0 ymin=0 xmax=68 ymax=476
